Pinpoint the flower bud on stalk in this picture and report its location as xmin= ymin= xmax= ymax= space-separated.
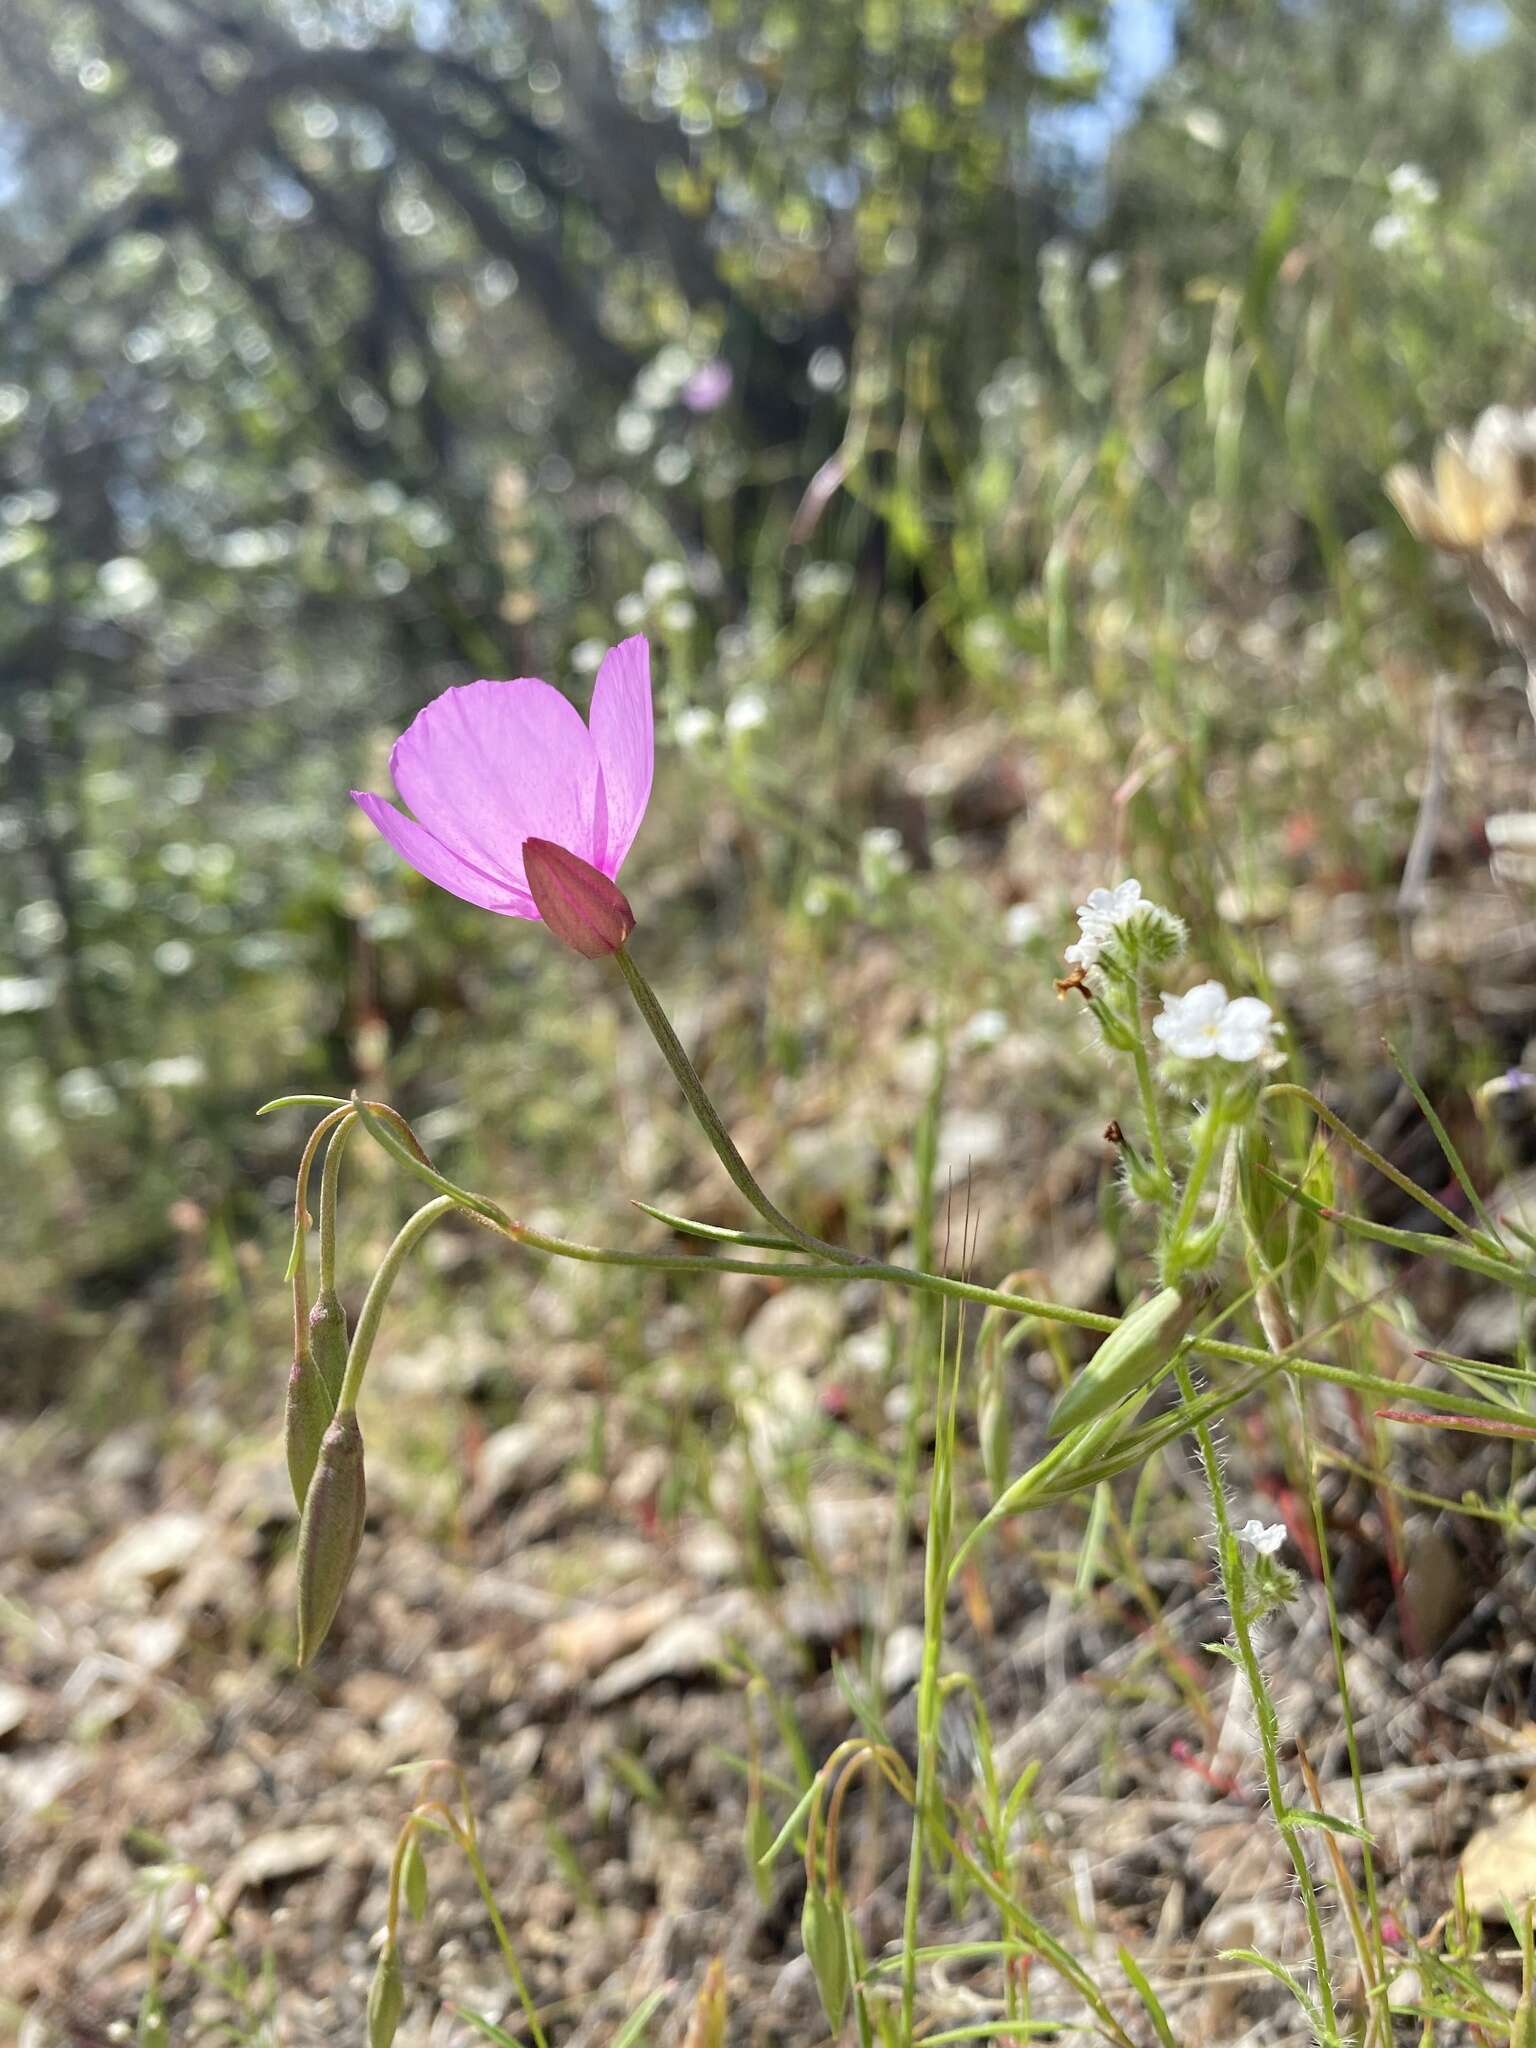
xmin=296 ymin=1409 xmax=367 ymax=1666
xmin=367 ymin=1937 xmax=405 ymax=2048
xmin=307 ymin=1286 xmax=350 ymax=1408
xmin=284 ymin=1340 xmax=334 ymax=1511
xmin=1047 ymin=1281 xmax=1204 ymax=1438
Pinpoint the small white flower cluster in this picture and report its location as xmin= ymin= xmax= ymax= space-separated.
xmin=1065 ymin=878 xmax=1145 ymax=968
xmin=1152 ymin=981 xmax=1281 ymax=1067
xmin=1236 ymin=1518 xmax=1286 ymax=1556
xmin=1064 ymin=878 xmax=1184 ymax=974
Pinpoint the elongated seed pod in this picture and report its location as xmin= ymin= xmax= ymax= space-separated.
xmin=307 ymin=1287 xmax=350 ymax=1409
xmin=1238 ymin=1125 xmax=1290 ymax=1274
xmin=295 ymin=1410 xmax=366 ymax=1666
xmin=367 ymin=1938 xmax=404 ymax=2048
xmin=1047 ymin=1283 xmax=1202 ymax=1438
xmin=801 ymin=1889 xmax=849 ymax=2033
xmin=284 ymin=1342 xmax=334 ymax=1511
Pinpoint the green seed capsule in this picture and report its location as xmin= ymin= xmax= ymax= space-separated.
xmin=367 ymin=1938 xmax=404 ymax=2048
xmin=1512 ymin=1991 xmax=1536 ymax=2048
xmin=402 ymin=1833 xmax=429 ymax=1923
xmin=284 ymin=1341 xmax=334 ymax=1512
xmin=1047 ymin=1283 xmax=1201 ymax=1438
xmin=1238 ymin=1124 xmax=1290 ymax=1274
xmin=801 ymin=1888 xmax=849 ymax=2033
xmin=307 ymin=1287 xmax=350 ymax=1409
xmin=1287 ymin=1144 xmax=1334 ymax=1317
xmin=295 ymin=1409 xmax=366 ymax=1667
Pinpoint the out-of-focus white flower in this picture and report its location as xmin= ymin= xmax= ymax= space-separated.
xmin=724 ymin=690 xmax=768 ymax=736
xmin=1236 ymin=1518 xmax=1286 ymax=1556
xmin=1370 ymin=212 xmax=1411 ymax=253
xmin=1004 ymin=902 xmax=1042 ymax=946
xmin=1388 ymin=162 xmax=1439 ymax=206
xmin=1064 ymin=877 xmax=1144 ymax=967
xmin=672 ymin=706 xmax=717 ymax=750
xmin=1152 ymin=981 xmax=1280 ymax=1064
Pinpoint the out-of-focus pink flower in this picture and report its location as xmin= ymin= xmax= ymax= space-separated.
xmin=682 ymin=359 xmax=733 ymax=413
xmin=352 ymin=636 xmax=653 ymax=934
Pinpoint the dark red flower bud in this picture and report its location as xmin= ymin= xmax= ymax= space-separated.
xmin=522 ymin=838 xmax=636 ymax=958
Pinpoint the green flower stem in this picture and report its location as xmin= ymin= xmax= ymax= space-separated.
xmin=612 ymin=942 xmax=863 ymax=1267
xmin=1175 ymin=1357 xmax=1340 ymax=2045
xmin=335 ymin=1196 xmax=456 ymax=1415
xmin=288 ymin=1103 xmax=352 ymax=1342
xmin=349 ymin=1094 xmax=1527 ymax=1435
xmin=317 ymin=1110 xmax=357 ymax=1295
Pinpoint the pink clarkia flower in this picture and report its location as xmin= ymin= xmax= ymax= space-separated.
xmin=352 ymin=635 xmax=653 ymax=952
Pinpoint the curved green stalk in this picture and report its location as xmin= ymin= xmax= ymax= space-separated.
xmin=316 ymin=1112 xmax=357 ymax=1296
xmin=336 ymin=1196 xmax=456 ymax=1415
xmin=612 ymin=943 xmax=863 ymax=1267
xmin=345 ymin=1094 xmax=1530 ymax=1437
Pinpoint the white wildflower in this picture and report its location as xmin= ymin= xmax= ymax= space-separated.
xmin=1152 ymin=981 xmax=1280 ymax=1064
xmin=1236 ymin=1518 xmax=1286 ymax=1556
xmin=1064 ymin=877 xmax=1144 ymax=967
xmin=1065 ymin=877 xmax=1184 ymax=974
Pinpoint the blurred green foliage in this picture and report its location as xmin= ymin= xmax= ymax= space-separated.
xmin=0 ymin=0 xmax=1528 ymax=1397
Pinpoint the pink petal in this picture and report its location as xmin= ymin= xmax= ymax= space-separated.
xmin=588 ymin=636 xmax=653 ymax=874
xmin=351 ymin=791 xmax=537 ymax=917
xmin=388 ymin=678 xmax=603 ymax=894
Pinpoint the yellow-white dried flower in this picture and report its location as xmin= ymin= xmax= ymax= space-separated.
xmin=1389 ymin=407 xmax=1536 ymax=698
xmin=1387 ymin=406 xmax=1536 ymax=553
